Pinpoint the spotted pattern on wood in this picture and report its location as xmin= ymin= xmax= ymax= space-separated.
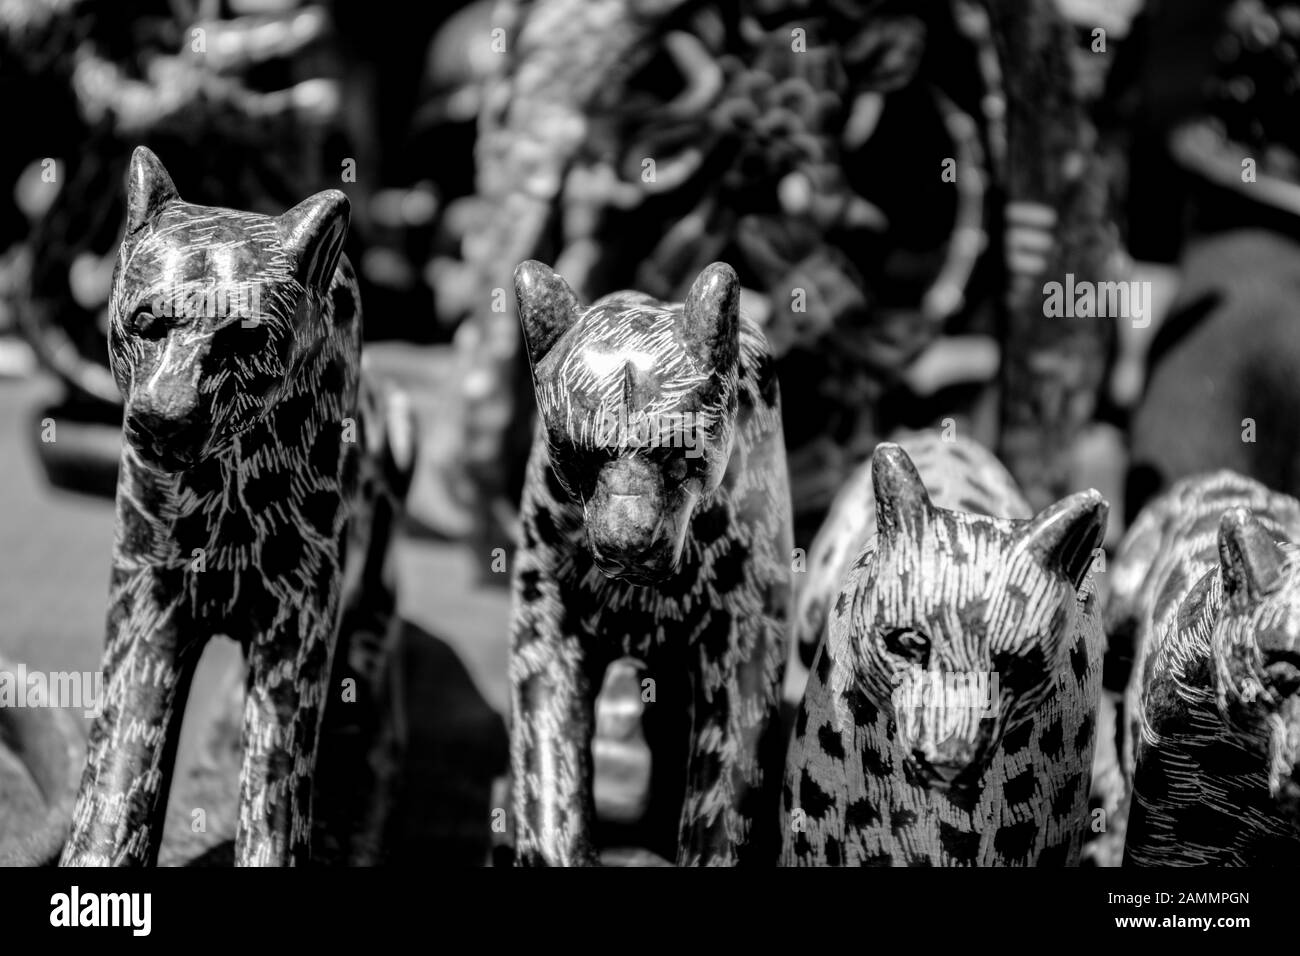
xmin=62 ymin=147 xmax=362 ymax=867
xmin=509 ymin=260 xmax=792 ymax=866
xmin=1110 ymin=471 xmax=1300 ymax=866
xmin=782 ymin=435 xmax=1106 ymax=865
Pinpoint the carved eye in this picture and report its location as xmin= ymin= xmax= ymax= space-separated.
xmin=128 ymin=307 xmax=165 ymax=340
xmin=665 ymin=456 xmax=688 ymax=483
xmin=883 ymin=627 xmax=930 ymax=667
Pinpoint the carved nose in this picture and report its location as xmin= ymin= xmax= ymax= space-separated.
xmin=589 ymin=494 xmax=664 ymax=553
xmin=129 ymin=407 xmax=198 ymax=445
xmin=914 ymin=732 xmax=977 ymax=774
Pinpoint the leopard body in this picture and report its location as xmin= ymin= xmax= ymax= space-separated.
xmin=783 ymin=434 xmax=1107 ymax=865
xmin=62 ymin=147 xmax=362 ymax=867
xmin=1110 ymin=471 xmax=1300 ymax=865
xmin=509 ymin=260 xmax=792 ymax=866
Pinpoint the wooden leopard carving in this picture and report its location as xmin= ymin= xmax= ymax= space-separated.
xmin=793 ymin=431 xmax=1031 ymax=669
xmin=1109 ymin=472 xmax=1300 ymax=866
xmin=62 ymin=146 xmax=362 ymax=866
xmin=509 ymin=259 xmax=793 ymax=866
xmin=783 ymin=435 xmax=1107 ymax=865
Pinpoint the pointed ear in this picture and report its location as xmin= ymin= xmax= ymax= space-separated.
xmin=1018 ymin=490 xmax=1108 ymax=591
xmin=125 ymin=146 xmax=179 ymax=236
xmin=277 ymin=190 xmax=350 ymax=292
xmin=683 ymin=262 xmax=740 ymax=376
xmin=514 ymin=260 xmax=581 ymax=367
xmin=1219 ymin=508 xmax=1285 ymax=603
xmin=872 ymin=443 xmax=932 ymax=545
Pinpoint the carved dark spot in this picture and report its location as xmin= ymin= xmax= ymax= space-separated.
xmin=939 ymin=820 xmax=981 ymax=864
xmin=817 ymin=723 xmax=845 ymax=761
xmin=310 ymin=419 xmax=343 ymax=476
xmin=833 ymin=592 xmax=848 ymax=619
xmin=700 ymin=606 xmax=733 ymax=659
xmin=845 ymin=796 xmax=881 ymax=831
xmin=219 ymin=501 xmax=257 ymax=548
xmin=272 ymin=389 xmax=317 ymax=444
xmin=319 ymin=357 xmax=345 ymax=397
xmin=260 ymin=525 xmax=306 ymax=583
xmin=1070 ymin=633 xmax=1091 ymax=683
xmin=794 ymin=705 xmax=809 ymax=738
xmin=1003 ymin=765 xmax=1036 ymax=806
xmin=798 ymin=769 xmax=833 ymax=819
xmin=890 ymin=807 xmax=917 ymax=835
xmin=824 ymin=833 xmax=842 ymax=866
xmin=692 ymin=504 xmax=727 ymax=546
xmin=302 ymin=489 xmax=341 ymax=537
xmin=533 ymin=506 xmax=557 ymax=546
xmin=1037 ymin=841 xmax=1069 ymax=866
xmin=814 ymin=646 xmax=834 ymax=688
xmin=519 ymin=569 xmax=542 ymax=603
xmin=992 ymin=819 xmax=1037 ymax=862
xmin=861 ymin=737 xmax=891 ymax=778
xmin=1074 ymin=713 xmax=1094 ymax=754
xmin=245 ymin=463 xmax=294 ymax=506
xmin=711 ymin=541 xmax=748 ymax=593
xmin=1040 ymin=716 xmax=1064 ymax=759
xmin=1002 ymin=721 xmax=1033 ymax=755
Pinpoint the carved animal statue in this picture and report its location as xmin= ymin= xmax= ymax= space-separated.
xmin=509 ymin=259 xmax=792 ymax=866
xmin=793 ymin=430 xmax=1030 ymax=669
xmin=156 ymin=373 xmax=419 ymax=866
xmin=62 ymin=146 xmax=362 ymax=866
xmin=783 ymin=437 xmax=1107 ymax=865
xmin=1107 ymin=472 xmax=1300 ymax=865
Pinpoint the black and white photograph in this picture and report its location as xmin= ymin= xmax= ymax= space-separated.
xmin=0 ymin=0 xmax=1292 ymax=934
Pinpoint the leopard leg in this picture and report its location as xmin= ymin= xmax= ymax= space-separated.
xmin=62 ymin=569 xmax=203 ymax=866
xmin=678 ymin=625 xmax=785 ymax=866
xmin=235 ymin=607 xmax=338 ymax=866
xmin=510 ymin=629 xmax=602 ymax=867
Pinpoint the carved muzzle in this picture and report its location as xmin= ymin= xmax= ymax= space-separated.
xmin=585 ymin=458 xmax=693 ymax=585
xmin=124 ymin=386 xmax=208 ymax=471
xmin=894 ymin=669 xmax=999 ymax=790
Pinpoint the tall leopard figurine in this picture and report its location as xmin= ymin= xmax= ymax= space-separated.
xmin=509 ymin=259 xmax=792 ymax=866
xmin=1109 ymin=472 xmax=1300 ymax=865
xmin=783 ymin=437 xmax=1107 ymax=865
xmin=62 ymin=146 xmax=361 ymax=866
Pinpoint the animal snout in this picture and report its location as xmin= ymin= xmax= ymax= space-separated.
xmin=125 ymin=402 xmax=208 ymax=469
xmin=913 ymin=735 xmax=978 ymax=777
xmin=588 ymin=494 xmax=669 ymax=561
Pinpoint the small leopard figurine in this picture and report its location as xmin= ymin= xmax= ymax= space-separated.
xmin=63 ymin=146 xmax=362 ymax=866
xmin=509 ymin=259 xmax=793 ymax=866
xmin=783 ymin=436 xmax=1107 ymax=865
xmin=1109 ymin=472 xmax=1300 ymax=866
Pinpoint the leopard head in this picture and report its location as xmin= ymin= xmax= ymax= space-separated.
xmin=1212 ymin=508 xmax=1300 ymax=817
xmin=109 ymin=146 xmax=349 ymax=471
xmin=515 ymin=260 xmax=740 ymax=585
xmin=846 ymin=443 xmax=1106 ymax=792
